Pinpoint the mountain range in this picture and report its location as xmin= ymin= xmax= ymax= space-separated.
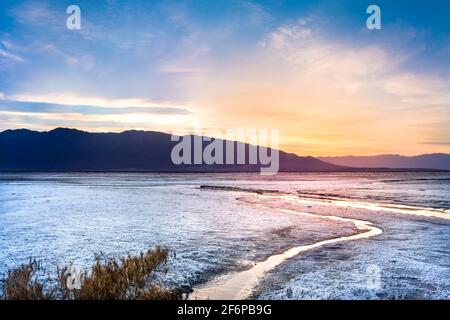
xmin=320 ymin=154 xmax=450 ymax=171
xmin=0 ymin=128 xmax=448 ymax=172
xmin=0 ymin=128 xmax=345 ymax=172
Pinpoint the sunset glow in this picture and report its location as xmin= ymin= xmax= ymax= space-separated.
xmin=0 ymin=0 xmax=449 ymax=156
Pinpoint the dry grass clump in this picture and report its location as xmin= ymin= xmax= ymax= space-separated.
xmin=2 ymin=259 xmax=54 ymax=300
xmin=1 ymin=247 xmax=182 ymax=300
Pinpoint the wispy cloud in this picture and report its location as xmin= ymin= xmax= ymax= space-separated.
xmin=0 ymin=40 xmax=25 ymax=62
xmin=420 ymin=141 xmax=450 ymax=146
xmin=261 ymin=18 xmax=405 ymax=96
xmin=0 ymin=100 xmax=191 ymax=116
xmin=0 ymin=92 xmax=192 ymax=115
xmin=240 ymin=1 xmax=272 ymax=26
xmin=39 ymin=43 xmax=95 ymax=70
xmin=382 ymin=73 xmax=450 ymax=105
xmin=9 ymin=1 xmax=61 ymax=27
xmin=0 ymin=49 xmax=24 ymax=62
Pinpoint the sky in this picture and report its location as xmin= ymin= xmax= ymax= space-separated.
xmin=0 ymin=0 xmax=449 ymax=156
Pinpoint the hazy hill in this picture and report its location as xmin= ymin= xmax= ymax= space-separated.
xmin=319 ymin=154 xmax=450 ymax=171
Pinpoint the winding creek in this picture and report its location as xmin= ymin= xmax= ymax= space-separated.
xmin=192 ymin=191 xmax=449 ymax=300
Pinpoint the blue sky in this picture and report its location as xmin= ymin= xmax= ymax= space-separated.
xmin=0 ymin=0 xmax=449 ymax=155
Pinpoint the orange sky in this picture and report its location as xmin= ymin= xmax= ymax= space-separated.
xmin=1 ymin=2 xmax=449 ymax=156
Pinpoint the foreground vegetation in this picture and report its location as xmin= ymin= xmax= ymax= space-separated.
xmin=1 ymin=247 xmax=183 ymax=300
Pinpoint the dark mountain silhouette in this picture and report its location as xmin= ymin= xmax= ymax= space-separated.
xmin=0 ymin=128 xmax=347 ymax=172
xmin=319 ymin=154 xmax=450 ymax=171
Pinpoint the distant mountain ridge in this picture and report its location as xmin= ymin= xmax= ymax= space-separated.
xmin=1 ymin=128 xmax=448 ymax=172
xmin=0 ymin=128 xmax=347 ymax=172
xmin=319 ymin=154 xmax=450 ymax=171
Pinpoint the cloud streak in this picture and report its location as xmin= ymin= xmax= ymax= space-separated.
xmin=0 ymin=99 xmax=191 ymax=115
